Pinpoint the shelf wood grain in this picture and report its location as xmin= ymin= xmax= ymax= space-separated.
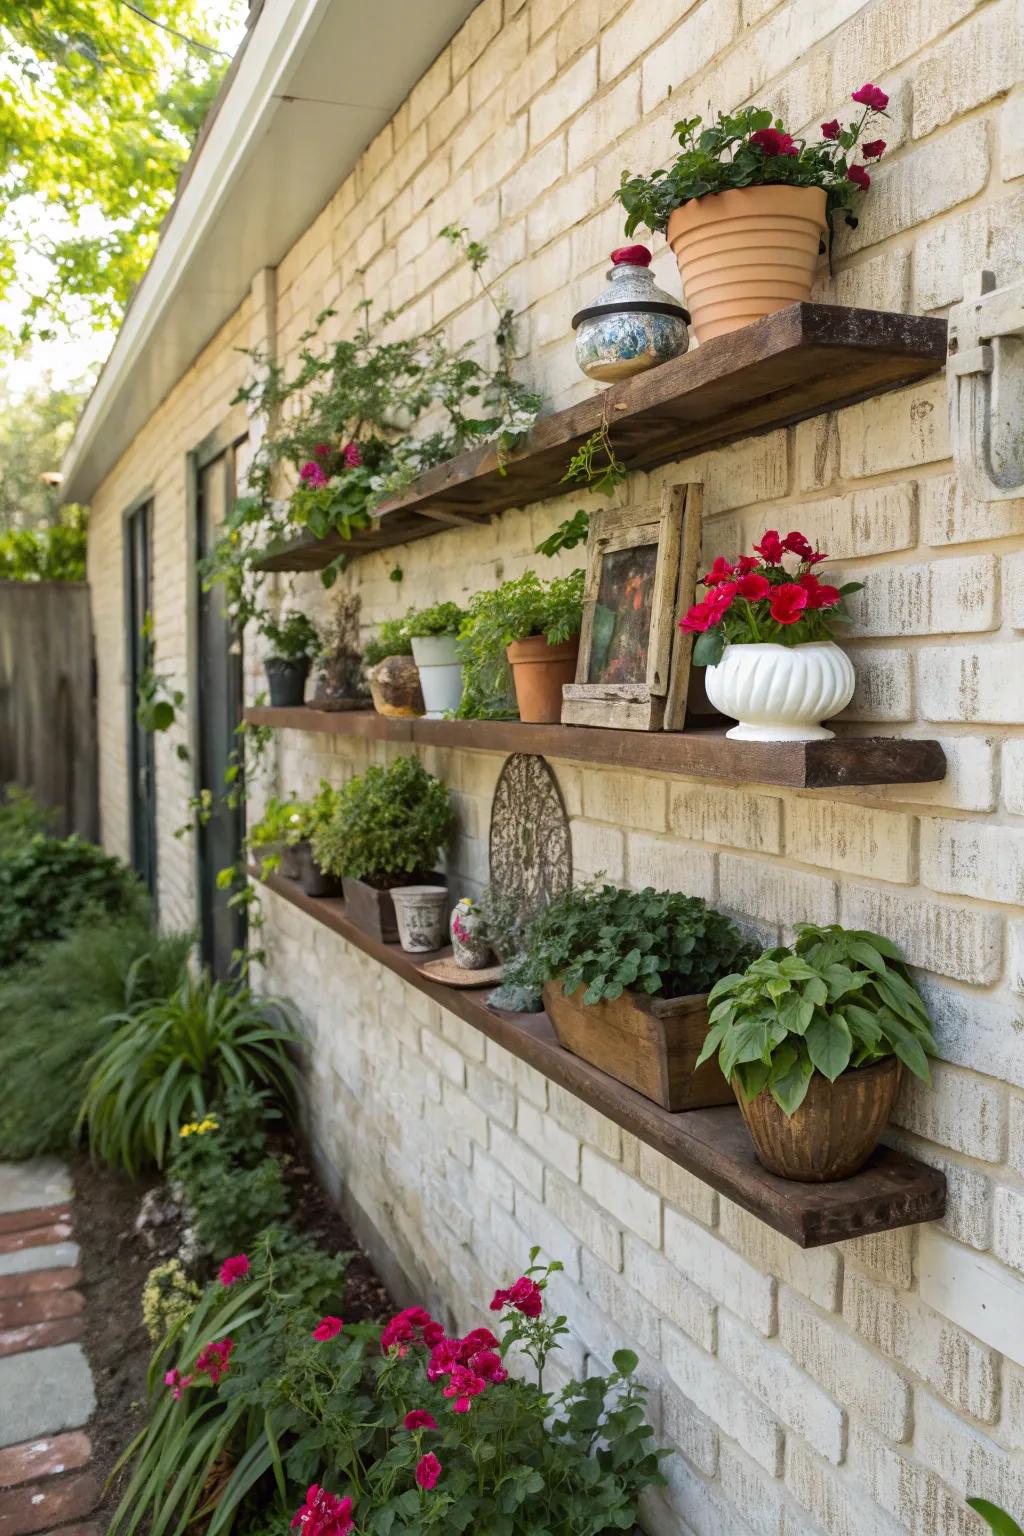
xmin=254 ymin=304 xmax=947 ymax=572
xmin=256 ymin=871 xmax=947 ymax=1249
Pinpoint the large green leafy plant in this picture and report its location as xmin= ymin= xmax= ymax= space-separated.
xmin=0 ymin=834 xmax=142 ymax=969
xmin=78 ymin=974 xmax=299 ymax=1172
xmin=524 ymin=882 xmax=755 ymax=1003
xmin=312 ymin=756 xmax=452 ymax=885
xmin=617 ymin=90 xmax=889 ymax=236
xmin=114 ymin=1251 xmax=666 ymax=1536
xmin=968 ymin=1501 xmax=1024 ymax=1535
xmin=455 ymin=570 xmax=585 ymax=720
xmin=697 ymin=924 xmax=938 ymax=1115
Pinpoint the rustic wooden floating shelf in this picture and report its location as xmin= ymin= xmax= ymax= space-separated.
xmin=256 ymin=871 xmax=946 ymax=1248
xmin=243 ymin=706 xmax=946 ymax=790
xmin=254 ymin=303 xmax=947 ymax=573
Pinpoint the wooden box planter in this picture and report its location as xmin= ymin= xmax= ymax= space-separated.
xmin=342 ymin=873 xmax=448 ymax=944
xmin=543 ymin=979 xmax=732 ymax=1112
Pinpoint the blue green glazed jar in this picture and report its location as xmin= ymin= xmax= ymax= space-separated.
xmin=572 ymin=245 xmax=690 ymax=382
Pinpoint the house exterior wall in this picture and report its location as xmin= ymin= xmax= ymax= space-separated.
xmin=85 ymin=0 xmax=1024 ymax=1530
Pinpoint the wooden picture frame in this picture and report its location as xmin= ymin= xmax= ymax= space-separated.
xmin=561 ymin=482 xmax=702 ymax=732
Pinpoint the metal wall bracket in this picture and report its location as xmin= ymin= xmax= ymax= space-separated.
xmin=947 ymin=270 xmax=1024 ymax=501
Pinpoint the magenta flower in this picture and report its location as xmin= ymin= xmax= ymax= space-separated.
xmin=300 ymin=461 xmax=328 ymax=488
xmin=343 ymin=441 xmax=363 ymax=468
xmin=290 ymin=1484 xmax=354 ymax=1536
xmin=164 ymin=1367 xmax=192 ymax=1400
xmin=404 ymin=1409 xmax=438 ymax=1431
xmin=312 ymin=1316 xmax=344 ymax=1342
xmin=416 ymin=1452 xmax=442 ymax=1490
xmin=219 ymin=1254 xmax=249 ymax=1286
xmin=851 ymin=83 xmax=889 ymax=111
xmin=194 ymin=1338 xmax=234 ymax=1385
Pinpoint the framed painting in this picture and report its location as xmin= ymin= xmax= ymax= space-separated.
xmin=561 ymin=483 xmax=702 ymax=731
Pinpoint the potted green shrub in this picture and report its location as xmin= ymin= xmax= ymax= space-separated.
xmin=311 ymin=756 xmax=453 ymax=942
xmin=616 ymin=91 xmax=888 ymax=340
xmin=457 ymin=570 xmax=585 ymax=724
xmin=363 ymin=617 xmax=422 ymax=718
xmin=248 ymin=794 xmax=303 ymax=880
xmin=524 ymin=882 xmax=755 ymax=1109
xmin=284 ymin=782 xmax=342 ymax=897
xmin=260 ymin=611 xmax=319 ymax=707
xmin=403 ymin=601 xmax=467 ymax=718
xmin=697 ymin=923 xmax=937 ymax=1181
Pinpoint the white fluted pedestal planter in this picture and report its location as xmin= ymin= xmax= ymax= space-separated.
xmin=704 ymin=641 xmax=855 ymax=742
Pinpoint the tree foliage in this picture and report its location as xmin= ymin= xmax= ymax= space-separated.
xmin=0 ymin=0 xmax=243 ymax=353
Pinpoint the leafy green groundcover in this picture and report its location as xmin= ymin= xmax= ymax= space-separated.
xmin=0 ymin=832 xmax=142 ymax=969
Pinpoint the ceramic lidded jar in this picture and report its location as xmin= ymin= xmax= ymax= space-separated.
xmin=572 ymin=245 xmax=690 ymax=382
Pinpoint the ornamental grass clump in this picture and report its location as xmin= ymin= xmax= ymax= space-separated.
xmin=616 ymin=88 xmax=890 ymax=235
xmin=697 ymin=923 xmax=938 ymax=1116
xmin=680 ymin=528 xmax=862 ymax=667
xmin=311 ymin=756 xmax=452 ymax=886
xmin=523 ymin=881 xmax=757 ymax=1003
xmin=115 ymin=1247 xmax=665 ymax=1535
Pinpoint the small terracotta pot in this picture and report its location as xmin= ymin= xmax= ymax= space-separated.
xmin=506 ymin=635 xmax=579 ymax=724
xmin=667 ymin=185 xmax=827 ymax=342
xmin=735 ymin=1057 xmax=902 ymax=1182
xmin=367 ymin=655 xmax=425 ymax=717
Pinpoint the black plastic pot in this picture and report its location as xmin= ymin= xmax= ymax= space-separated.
xmin=265 ymin=656 xmax=310 ymax=708
xmin=295 ymin=841 xmax=343 ymax=898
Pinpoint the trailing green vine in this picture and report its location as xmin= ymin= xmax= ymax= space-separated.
xmin=561 ymin=418 xmax=627 ymax=498
xmin=134 ymin=611 xmax=188 ymax=758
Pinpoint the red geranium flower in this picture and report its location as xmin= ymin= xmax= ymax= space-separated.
xmin=312 ymin=1316 xmax=344 ymax=1342
xmin=194 ymin=1338 xmax=234 ymax=1386
xmin=313 ymin=442 xmax=331 ymax=458
xmin=735 ymin=555 xmax=760 ymax=575
xmin=852 ymin=83 xmax=889 ymax=111
xmin=164 ymin=1367 xmax=192 ymax=1400
xmin=769 ymin=583 xmax=810 ymax=624
xmin=861 ymin=138 xmax=886 ymax=159
xmin=299 ymin=461 xmax=328 ymax=488
xmin=290 ymin=1485 xmax=354 ymax=1536
xmin=821 ymin=119 xmax=841 ymax=140
xmin=219 ymin=1254 xmax=249 ymax=1287
xmin=680 ymin=601 xmax=715 ymax=634
xmin=702 ymin=556 xmax=736 ymax=586
xmin=735 ymin=572 xmax=771 ymax=601
xmin=416 ymin=1452 xmax=442 ymax=1491
xmin=469 ymin=1349 xmax=509 ymax=1384
xmin=343 ymin=441 xmax=363 ymax=468
xmin=797 ymin=573 xmax=841 ymax=609
xmin=404 ymin=1409 xmax=438 ymax=1431
xmin=847 ymin=164 xmax=870 ymax=190
xmin=443 ymin=1363 xmax=488 ymax=1413
xmin=490 ymin=1276 xmax=543 ymax=1319
xmin=753 ymin=529 xmax=785 ymax=564
xmin=750 ymin=127 xmax=798 ymax=157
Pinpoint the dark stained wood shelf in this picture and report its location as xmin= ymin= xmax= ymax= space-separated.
xmin=243 ymin=706 xmax=946 ymax=790
xmin=254 ymin=303 xmax=947 ymax=573
xmin=256 ymin=870 xmax=946 ymax=1248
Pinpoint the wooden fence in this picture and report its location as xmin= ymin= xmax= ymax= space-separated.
xmin=0 ymin=581 xmax=98 ymax=838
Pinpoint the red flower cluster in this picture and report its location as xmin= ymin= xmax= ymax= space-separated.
xmin=291 ymin=1484 xmax=354 ymax=1536
xmin=380 ymin=1305 xmax=445 ymax=1356
xmin=164 ymin=1367 xmax=191 ymax=1400
xmin=312 ymin=1315 xmax=344 ymax=1342
xmin=415 ymin=1452 xmax=442 ymax=1491
xmin=821 ymin=118 xmax=841 ymax=139
xmin=490 ymin=1275 xmax=543 ymax=1319
xmin=219 ymin=1253 xmax=249 ymax=1286
xmin=300 ymin=461 xmax=328 ymax=488
xmin=343 ymin=441 xmax=363 ymax=467
xmin=680 ymin=531 xmax=841 ymax=637
xmin=403 ymin=1409 xmax=438 ymax=1431
xmin=427 ymin=1326 xmax=508 ymax=1412
xmin=750 ymin=127 xmax=798 ymax=157
xmin=852 ymin=82 xmax=889 ymax=111
xmin=194 ymin=1337 xmax=234 ymax=1385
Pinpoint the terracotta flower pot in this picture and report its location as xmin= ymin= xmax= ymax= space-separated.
xmin=735 ymin=1056 xmax=902 ymax=1182
xmin=506 ymin=635 xmax=579 ymax=724
xmin=667 ymin=185 xmax=827 ymax=342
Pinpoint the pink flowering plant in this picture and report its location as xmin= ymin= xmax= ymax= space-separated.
xmin=618 ymin=86 xmax=890 ymax=235
xmin=114 ymin=1245 xmax=665 ymax=1536
xmin=681 ymin=529 xmax=862 ymax=668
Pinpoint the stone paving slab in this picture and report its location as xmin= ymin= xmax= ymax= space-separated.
xmin=0 ymin=1225 xmax=74 ymax=1257
xmin=0 ymin=1468 xmax=99 ymax=1534
xmin=0 ymin=1431 xmax=92 ymax=1490
xmin=0 ymin=1344 xmax=96 ymax=1448
xmin=0 ymin=1165 xmax=72 ymax=1217
xmin=0 ymin=1317 xmax=84 ymax=1358
xmin=0 ymin=1269 xmax=81 ymax=1301
xmin=0 ymin=1245 xmax=80 ymax=1280
xmin=0 ymin=1290 xmax=84 ymax=1330
xmin=0 ymin=1209 xmax=71 ymax=1240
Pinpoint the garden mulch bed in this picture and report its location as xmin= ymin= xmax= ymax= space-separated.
xmin=75 ymin=1137 xmax=394 ymax=1524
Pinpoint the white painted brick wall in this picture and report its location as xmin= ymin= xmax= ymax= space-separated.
xmin=86 ymin=0 xmax=1024 ymax=1528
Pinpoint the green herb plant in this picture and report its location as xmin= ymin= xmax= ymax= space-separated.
xmin=362 ymin=617 xmax=415 ymax=669
xmin=524 ymin=882 xmax=755 ymax=1004
xmin=455 ymin=570 xmax=585 ymax=720
xmin=0 ymin=785 xmax=52 ymax=856
xmin=311 ymin=756 xmax=452 ymax=886
xmin=78 ymin=973 xmax=299 ymax=1173
xmin=260 ymin=611 xmax=320 ymax=661
xmin=400 ymin=600 xmax=466 ymax=640
xmin=697 ymin=923 xmax=938 ymax=1116
xmin=616 ymin=98 xmax=888 ymax=236
xmin=248 ymin=796 xmax=303 ymax=862
xmin=170 ymin=1085 xmax=289 ymax=1259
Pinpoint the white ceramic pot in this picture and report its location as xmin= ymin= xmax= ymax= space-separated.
xmin=411 ymin=634 xmax=463 ymax=718
xmin=392 ymin=885 xmax=449 ymax=952
xmin=704 ymin=641 xmax=855 ymax=741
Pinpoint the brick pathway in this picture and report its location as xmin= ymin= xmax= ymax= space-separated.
xmin=0 ymin=1162 xmax=99 ymax=1536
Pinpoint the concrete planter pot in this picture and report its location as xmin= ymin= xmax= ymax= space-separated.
xmin=506 ymin=634 xmax=579 ymax=724
xmin=736 ymin=1056 xmax=903 ymax=1181
xmin=411 ymin=634 xmax=463 ymax=718
xmin=392 ymin=885 xmax=449 ymax=952
xmin=264 ymin=656 xmax=309 ymax=707
xmin=667 ymin=184 xmax=827 ymax=341
xmin=704 ymin=640 xmax=855 ymax=741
